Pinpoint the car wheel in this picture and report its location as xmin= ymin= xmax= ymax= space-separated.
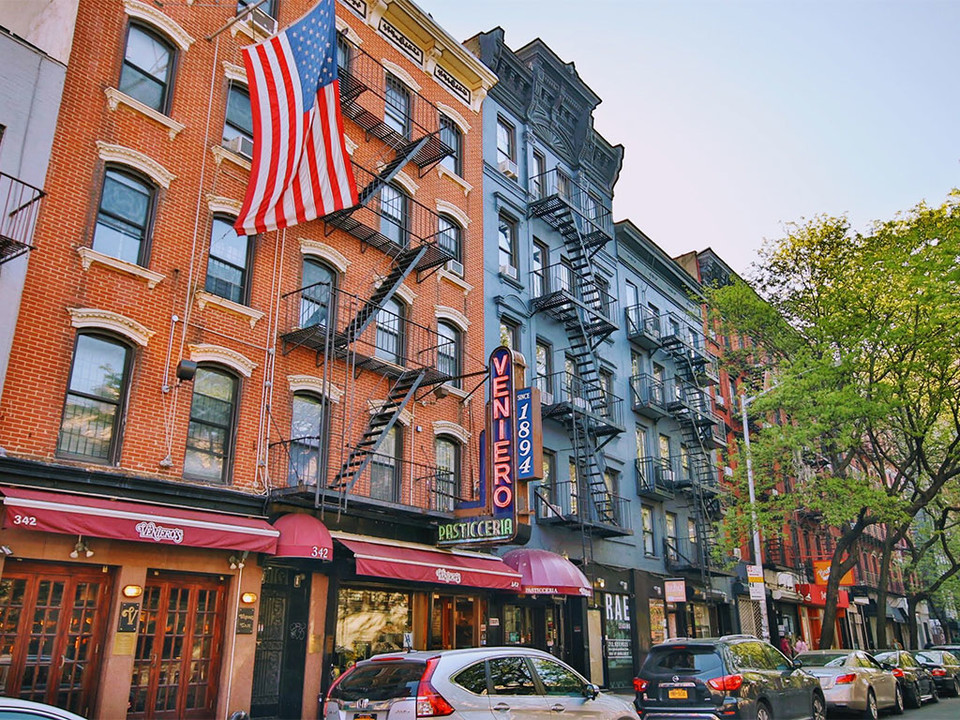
xmin=891 ymin=683 xmax=904 ymax=715
xmin=953 ymin=676 xmax=960 ymax=697
xmin=756 ymin=700 xmax=773 ymax=720
xmin=906 ymin=681 xmax=922 ymax=709
xmin=862 ymin=689 xmax=877 ymax=720
xmin=929 ymin=681 xmax=939 ymax=703
xmin=812 ymin=691 xmax=826 ymax=720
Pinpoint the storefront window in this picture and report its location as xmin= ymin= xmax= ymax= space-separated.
xmin=603 ymin=593 xmax=634 ymax=688
xmin=503 ymin=604 xmax=534 ymax=645
xmin=335 ymin=588 xmax=412 ymax=674
xmin=693 ymin=602 xmax=710 ymax=638
xmin=649 ymin=598 xmax=667 ymax=645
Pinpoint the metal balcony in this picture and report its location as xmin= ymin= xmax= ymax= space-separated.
xmin=0 ymin=172 xmax=45 ymax=265
xmin=534 ymin=371 xmax=623 ymax=436
xmin=529 ymin=264 xmax=618 ymax=339
xmin=635 ymin=457 xmax=675 ymax=500
xmin=279 ymin=284 xmax=449 ymax=385
xmin=630 ymin=374 xmax=670 ymax=419
xmin=527 ymin=168 xmax=614 ymax=252
xmin=338 ymin=40 xmax=452 ymax=171
xmin=534 ymin=480 xmax=632 ymax=537
xmin=625 ymin=304 xmax=662 ymax=349
xmin=664 ymin=538 xmax=705 ymax=573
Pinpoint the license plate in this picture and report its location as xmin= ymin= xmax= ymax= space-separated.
xmin=668 ymin=689 xmax=688 ymax=700
xmin=353 ymin=714 xmax=376 ymax=720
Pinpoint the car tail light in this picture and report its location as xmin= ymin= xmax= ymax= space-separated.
xmin=707 ymin=674 xmax=744 ymax=692
xmin=892 ymin=668 xmax=904 ymax=678
xmin=835 ymin=674 xmax=857 ymax=684
xmin=323 ymin=666 xmax=350 ymax=717
xmin=417 ymin=656 xmax=454 ymax=718
xmin=633 ymin=678 xmax=649 ymax=692
xmin=931 ymin=668 xmax=947 ymax=676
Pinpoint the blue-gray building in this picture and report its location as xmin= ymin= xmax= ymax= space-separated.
xmin=467 ymin=28 xmax=735 ymax=686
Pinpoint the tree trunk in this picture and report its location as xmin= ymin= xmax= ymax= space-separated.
xmin=819 ymin=539 xmax=860 ymax=649
xmin=907 ymin=595 xmax=922 ymax=649
xmin=875 ymin=535 xmax=894 ymax=648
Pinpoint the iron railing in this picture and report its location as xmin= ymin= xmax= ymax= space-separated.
xmin=636 ymin=457 xmax=675 ymax=499
xmin=527 ymin=167 xmax=614 ymax=237
xmin=534 ymin=479 xmax=631 ymax=530
xmin=530 ymin=262 xmax=619 ymax=321
xmin=0 ymin=171 xmax=45 ymax=265
xmin=534 ymin=371 xmax=623 ymax=430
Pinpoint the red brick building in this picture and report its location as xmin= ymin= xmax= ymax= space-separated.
xmin=0 ymin=1 xmax=496 ymax=717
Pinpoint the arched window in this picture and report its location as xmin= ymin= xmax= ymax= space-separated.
xmin=437 ymin=214 xmax=462 ymax=266
xmin=92 ymin=167 xmax=155 ymax=266
xmin=384 ymin=73 xmax=411 ymax=138
xmin=380 ymin=184 xmax=408 ymax=246
xmin=57 ymin=333 xmax=133 ymax=463
xmin=120 ymin=24 xmax=176 ymax=113
xmin=370 ymin=425 xmax=402 ymax=503
xmin=288 ymin=393 xmax=328 ymax=486
xmin=299 ymin=258 xmax=337 ymax=329
xmin=437 ymin=321 xmax=460 ymax=388
xmin=206 ymin=215 xmax=252 ymax=304
xmin=184 ymin=366 xmax=238 ymax=484
xmin=435 ymin=435 xmax=460 ymax=513
xmin=439 ymin=115 xmax=463 ymax=176
xmin=222 ymin=82 xmax=253 ymax=146
xmin=375 ymin=297 xmax=404 ymax=365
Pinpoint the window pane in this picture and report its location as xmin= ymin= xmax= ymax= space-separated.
xmin=223 ymin=84 xmax=253 ymax=142
xmin=120 ymin=26 xmax=172 ymax=111
xmin=184 ymin=368 xmax=236 ymax=482
xmin=92 ymin=170 xmax=151 ymax=265
xmin=498 ymin=216 xmax=515 ymax=269
xmin=385 ymin=75 xmax=410 ymax=136
xmin=300 ymin=260 xmax=335 ymax=327
xmin=437 ymin=322 xmax=459 ymax=384
xmin=530 ymin=658 xmax=583 ymax=695
xmin=380 ymin=185 xmax=405 ymax=245
xmin=375 ymin=298 xmax=403 ymax=364
xmin=438 ymin=216 xmax=461 ymax=263
xmin=206 ymin=217 xmax=249 ymax=303
xmin=370 ymin=426 xmax=399 ymax=501
xmin=488 ymin=657 xmax=537 ymax=695
xmin=439 ymin=116 xmax=462 ymax=175
xmin=435 ymin=437 xmax=457 ymax=512
xmin=496 ymin=120 xmax=514 ymax=163
xmin=290 ymin=394 xmax=324 ymax=485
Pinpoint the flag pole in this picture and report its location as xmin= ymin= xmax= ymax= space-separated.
xmin=205 ymin=0 xmax=269 ymax=41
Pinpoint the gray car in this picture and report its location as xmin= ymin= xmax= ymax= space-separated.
xmin=794 ymin=650 xmax=902 ymax=719
xmin=323 ymin=647 xmax=639 ymax=720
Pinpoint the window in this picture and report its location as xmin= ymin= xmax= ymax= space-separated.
xmin=435 ymin=435 xmax=459 ymax=512
xmin=585 ymin=192 xmax=602 ymax=222
xmin=688 ymin=517 xmax=698 ymax=547
xmin=238 ymin=0 xmax=277 ymax=16
xmin=531 ymin=150 xmax=546 ymax=198
xmin=596 ymin=275 xmax=611 ymax=318
xmin=437 ymin=321 xmax=460 ymax=387
xmin=648 ymin=302 xmax=661 ymax=335
xmin=556 ymin=169 xmax=571 ymax=199
xmin=439 ymin=115 xmax=462 ymax=176
xmin=299 ymin=258 xmax=336 ymax=328
xmin=531 ymin=240 xmax=548 ymax=297
xmin=558 ymin=258 xmax=575 ymax=295
xmin=635 ymin=426 xmax=647 ymax=460
xmin=631 ymin=352 xmax=642 ymax=379
xmin=566 ymin=459 xmax=579 ymax=515
xmin=530 ymin=657 xmax=584 ymax=695
xmin=665 ymin=512 xmax=678 ymax=560
xmin=57 ymin=334 xmax=132 ymax=462
xmin=604 ymin=469 xmax=619 ymax=497
xmin=599 ymin=369 xmax=614 ymax=416
xmin=535 ymin=340 xmax=553 ymax=397
xmin=380 ymin=184 xmax=408 ymax=245
xmin=370 ymin=425 xmax=402 ymax=502
xmin=437 ymin=214 xmax=462 ymax=266
xmin=488 ymin=656 xmax=536 ymax=696
xmin=184 ymin=367 xmax=238 ymax=483
xmin=659 ymin=433 xmax=671 ymax=460
xmin=499 ymin=317 xmax=519 ymax=350
xmin=206 ymin=216 xmax=252 ymax=304
xmin=289 ymin=393 xmax=327 ymax=485
xmin=642 ymin=506 xmax=655 ymax=556
xmin=496 ymin=117 xmax=516 ymax=164
xmin=680 ymin=445 xmax=690 ymax=481
xmin=336 ymin=31 xmax=351 ymax=71
xmin=497 ymin=214 xmax=518 ymax=277
xmin=222 ymin=83 xmax=253 ymax=145
xmin=376 ymin=297 xmax=404 ymax=364
xmin=625 ymin=280 xmax=640 ymax=326
xmin=385 ymin=74 xmax=411 ymax=137
xmin=92 ymin=168 xmax=155 ymax=266
xmin=119 ymin=24 xmax=175 ymax=113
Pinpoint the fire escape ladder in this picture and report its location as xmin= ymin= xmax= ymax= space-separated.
xmin=570 ymin=409 xmax=616 ymax=527
xmin=329 ymin=368 xmax=426 ymax=493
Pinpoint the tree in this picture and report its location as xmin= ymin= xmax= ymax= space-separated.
xmin=709 ymin=192 xmax=960 ymax=649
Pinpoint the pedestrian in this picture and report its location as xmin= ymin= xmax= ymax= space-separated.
xmin=793 ymin=634 xmax=809 ymax=654
xmin=780 ymin=634 xmax=793 ymax=657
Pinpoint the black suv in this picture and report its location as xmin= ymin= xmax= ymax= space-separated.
xmin=633 ymin=635 xmax=825 ymax=720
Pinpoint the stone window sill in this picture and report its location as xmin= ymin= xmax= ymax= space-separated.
xmin=195 ymin=290 xmax=264 ymax=328
xmin=104 ymin=87 xmax=185 ymax=140
xmin=437 ymin=164 xmax=472 ymax=196
xmin=211 ymin=145 xmax=252 ymax=172
xmin=77 ymin=246 xmax=165 ymax=288
xmin=437 ymin=267 xmax=472 ymax=295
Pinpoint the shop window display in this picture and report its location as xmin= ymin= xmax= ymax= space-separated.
xmin=334 ymin=589 xmax=412 ymax=676
xmin=503 ymin=604 xmax=534 ymax=645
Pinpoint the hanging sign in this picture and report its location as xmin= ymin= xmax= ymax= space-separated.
xmin=665 ymin=579 xmax=687 ymax=603
xmin=515 ymin=387 xmax=543 ymax=480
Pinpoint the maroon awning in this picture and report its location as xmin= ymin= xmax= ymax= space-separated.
xmin=273 ymin=513 xmax=333 ymax=560
xmin=337 ymin=535 xmax=521 ymax=591
xmin=502 ymin=548 xmax=593 ymax=597
xmin=1 ymin=486 xmax=278 ymax=554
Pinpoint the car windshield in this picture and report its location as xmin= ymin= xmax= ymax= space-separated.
xmin=916 ymin=652 xmax=940 ymax=664
xmin=796 ymin=652 xmax=849 ymax=667
xmin=642 ymin=646 xmax=724 ymax=676
xmin=330 ymin=661 xmax=425 ymax=701
xmin=873 ymin=652 xmax=897 ymax=664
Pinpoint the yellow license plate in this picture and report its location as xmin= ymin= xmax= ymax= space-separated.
xmin=668 ymin=689 xmax=688 ymax=699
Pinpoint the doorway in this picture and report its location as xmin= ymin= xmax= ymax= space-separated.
xmin=429 ymin=594 xmax=480 ymax=649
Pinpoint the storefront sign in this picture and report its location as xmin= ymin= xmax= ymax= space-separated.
xmin=117 ymin=602 xmax=140 ymax=632
xmin=490 ymin=348 xmax=516 ymax=522
xmin=437 ymin=516 xmax=514 ymax=544
xmin=236 ymin=607 xmax=255 ymax=634
xmin=797 ymin=583 xmax=849 ymax=608
xmin=665 ymin=579 xmax=686 ymax=603
xmin=813 ymin=560 xmax=855 ymax=586
xmin=603 ymin=593 xmax=634 ymax=687
xmin=515 ymin=388 xmax=543 ymax=480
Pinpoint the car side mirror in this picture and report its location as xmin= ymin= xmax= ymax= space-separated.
xmin=792 ymin=658 xmax=803 ymax=669
xmin=583 ymin=683 xmax=600 ymax=700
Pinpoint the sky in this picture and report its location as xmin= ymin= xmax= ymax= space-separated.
xmin=420 ymin=0 xmax=960 ymax=275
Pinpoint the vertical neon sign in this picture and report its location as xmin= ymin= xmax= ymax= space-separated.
xmin=489 ymin=347 xmax=516 ymax=529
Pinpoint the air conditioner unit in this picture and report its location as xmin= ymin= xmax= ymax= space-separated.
xmin=499 ymin=264 xmax=518 ymax=279
xmin=498 ymin=159 xmax=519 ymax=179
xmin=224 ymin=135 xmax=255 ymax=160
xmin=247 ymin=6 xmax=278 ymax=36
xmin=444 ymin=259 xmax=464 ymax=277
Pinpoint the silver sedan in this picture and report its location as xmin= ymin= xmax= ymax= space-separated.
xmin=795 ymin=650 xmax=902 ymax=719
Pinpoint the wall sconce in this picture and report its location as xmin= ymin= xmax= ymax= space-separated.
xmin=229 ymin=550 xmax=249 ymax=570
xmin=594 ymin=578 xmax=605 ymax=590
xmin=0 ymin=545 xmax=12 ymax=556
xmin=122 ymin=584 xmax=143 ymax=598
xmin=619 ymin=580 xmax=629 ymax=590
xmin=70 ymin=536 xmax=93 ymax=559
xmin=241 ymin=592 xmax=258 ymax=604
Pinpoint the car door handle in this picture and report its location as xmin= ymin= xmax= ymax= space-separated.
xmin=493 ymin=703 xmax=511 ymax=712
xmin=551 ymin=703 xmax=565 ymax=713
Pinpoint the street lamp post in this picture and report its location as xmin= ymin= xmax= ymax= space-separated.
xmin=741 ymin=391 xmax=771 ymax=642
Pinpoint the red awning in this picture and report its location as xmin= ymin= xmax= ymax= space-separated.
xmin=336 ymin=535 xmax=521 ymax=591
xmin=797 ymin=583 xmax=849 ymax=609
xmin=1 ymin=486 xmax=278 ymax=554
xmin=273 ymin=513 xmax=333 ymax=560
xmin=502 ymin=548 xmax=593 ymax=597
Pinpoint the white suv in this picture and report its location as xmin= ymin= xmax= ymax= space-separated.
xmin=323 ymin=647 xmax=639 ymax=720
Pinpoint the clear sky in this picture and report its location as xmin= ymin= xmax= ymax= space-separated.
xmin=420 ymin=0 xmax=960 ymax=275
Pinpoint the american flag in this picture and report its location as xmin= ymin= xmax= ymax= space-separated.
xmin=235 ymin=0 xmax=358 ymax=235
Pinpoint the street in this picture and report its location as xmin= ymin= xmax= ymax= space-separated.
xmin=878 ymin=695 xmax=960 ymax=720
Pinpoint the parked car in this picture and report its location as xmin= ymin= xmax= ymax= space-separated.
xmin=0 ymin=698 xmax=86 ymax=719
xmin=915 ymin=649 xmax=960 ymax=697
xmin=794 ymin=649 xmax=902 ymax=718
xmin=872 ymin=650 xmax=938 ymax=708
xmin=930 ymin=644 xmax=960 ymax=654
xmin=633 ymin=634 xmax=826 ymax=720
xmin=323 ymin=647 xmax=639 ymax=720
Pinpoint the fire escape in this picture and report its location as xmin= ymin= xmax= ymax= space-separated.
xmin=529 ymin=169 xmax=630 ymax=537
xmin=271 ymin=39 xmax=456 ymax=513
xmin=0 ymin=172 xmax=45 ymax=265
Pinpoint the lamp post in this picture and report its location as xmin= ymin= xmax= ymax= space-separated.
xmin=741 ymin=391 xmax=771 ymax=642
